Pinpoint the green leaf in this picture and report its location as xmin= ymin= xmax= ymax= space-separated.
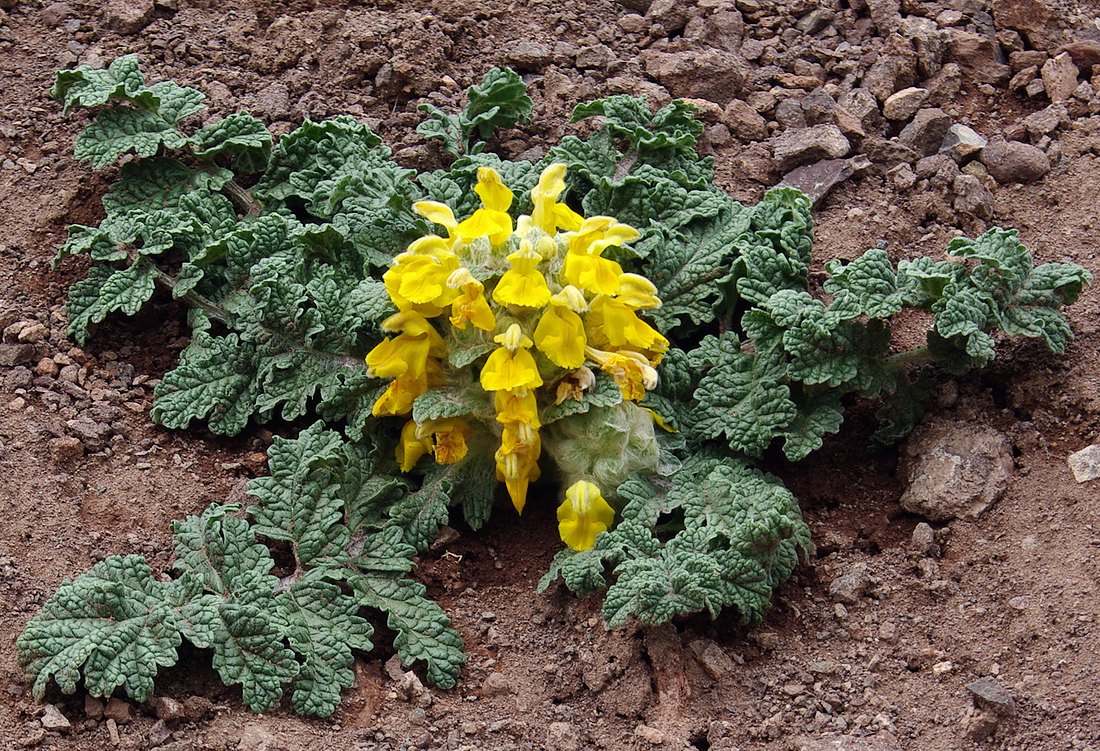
xmin=101 ymin=157 xmax=233 ymax=218
xmin=190 ymin=112 xmax=272 ymax=173
xmin=572 ymin=95 xmax=703 ymax=155
xmin=171 ymin=504 xmax=278 ymax=599
xmin=16 ymin=556 xmax=184 ymax=704
xmin=151 ymin=332 xmax=261 ymax=435
xmin=179 ymin=598 xmax=298 ymax=713
xmin=346 ymin=574 xmax=465 ymax=689
xmin=54 ymin=225 xmax=121 ymax=267
xmin=782 ymin=392 xmax=845 ymax=461
xmin=66 ymin=261 xmax=157 ymax=345
xmin=824 ymin=249 xmax=904 ymax=320
xmin=412 ymin=387 xmax=491 ymax=424
xmin=52 ymin=54 xmax=152 ymax=113
xmin=418 ymin=67 xmax=532 ymax=156
xmin=386 ymin=464 xmax=452 ymax=552
xmin=247 ymin=422 xmax=349 ymax=567
xmin=277 ymin=579 xmax=374 ymax=717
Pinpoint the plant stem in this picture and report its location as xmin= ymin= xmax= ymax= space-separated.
xmin=224 ymin=179 xmax=262 ymax=217
xmin=885 ymin=346 xmax=932 ymax=370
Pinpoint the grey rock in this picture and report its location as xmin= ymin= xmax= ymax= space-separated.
xmin=780 ymin=156 xmax=870 ymax=207
xmin=900 ymin=421 xmax=1014 ymax=521
xmin=41 ymin=2 xmax=75 ymax=26
xmin=910 ymin=522 xmax=937 ymax=555
xmin=684 ymin=9 xmax=744 ymax=53
xmin=927 ymin=62 xmax=964 ymax=102
xmin=776 ymin=98 xmax=808 ymax=129
xmin=722 ymin=99 xmax=768 ymax=140
xmin=1025 ymin=77 xmax=1047 ymax=98
xmin=967 ymin=676 xmax=1017 ymax=717
xmin=546 ymin=722 xmax=585 ymax=751
xmin=0 ymin=343 xmax=37 ymax=367
xmin=238 ymin=723 xmax=287 ymax=751
xmin=17 ymin=322 xmax=48 ymax=343
xmin=883 ymin=87 xmax=930 ymax=121
xmin=646 ymin=0 xmax=692 ymax=34
xmin=49 ymin=436 xmax=85 ymax=463
xmin=253 ymin=82 xmax=291 ymax=120
xmin=949 ymin=30 xmax=1011 ymax=85
xmin=104 ymin=0 xmax=155 ymax=35
xmin=689 ymin=639 xmax=737 ymax=680
xmin=839 ymin=87 xmax=881 ymax=128
xmin=899 ymin=108 xmax=952 ymax=156
xmin=41 ymin=704 xmax=71 ymax=731
xmin=953 ymin=174 xmax=994 ymax=220
xmin=84 ymin=695 xmax=104 ymax=720
xmin=773 ymin=124 xmax=850 ymax=171
xmin=1068 ymin=444 xmax=1100 ymax=483
xmin=980 ymin=138 xmax=1050 ymax=183
xmin=507 ymin=41 xmax=553 ymax=70
xmin=863 ymin=57 xmax=904 ymax=102
xmin=941 ymin=124 xmax=988 ymax=160
xmin=866 ymin=0 xmax=901 ymax=35
xmin=640 ymin=48 xmax=749 ymax=105
xmin=103 ymin=698 xmax=131 ymax=724
xmin=1041 ymin=53 xmax=1079 ymax=102
xmin=1022 ymin=103 xmax=1066 ymax=140
xmin=576 ymin=44 xmax=614 ymax=70
xmin=916 ymin=153 xmax=960 ymax=184
xmin=888 ymin=163 xmax=917 ymax=190
xmin=482 ymin=672 xmax=513 ymax=696
xmin=153 ymin=696 xmax=185 ymax=721
xmin=796 ymin=8 xmax=835 ymax=35
xmin=801 ymin=89 xmax=838 ymax=125
xmin=864 ymin=137 xmax=921 ymax=166
xmin=829 ymin=563 xmax=870 ymax=604
xmin=149 ymin=719 xmax=172 ymax=746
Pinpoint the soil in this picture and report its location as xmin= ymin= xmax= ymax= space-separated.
xmin=1 ymin=1 xmax=1099 ymax=750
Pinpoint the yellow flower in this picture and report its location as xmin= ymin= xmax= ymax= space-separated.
xmin=553 ymin=365 xmax=596 ymax=404
xmin=396 ymin=420 xmax=433 ymax=472
xmin=455 ymin=167 xmax=514 ymax=245
xmin=560 ymin=218 xmax=637 ymax=296
xmin=531 ymin=163 xmax=583 ymax=235
xmin=418 ymin=418 xmax=470 ymax=465
xmin=494 ymin=389 xmax=541 ymax=428
xmin=364 ymin=334 xmax=432 ymax=379
xmin=557 ymin=480 xmax=615 ymax=551
xmin=447 ymin=268 xmax=496 ymax=331
xmin=586 ymin=296 xmax=669 ymax=358
xmin=372 ymin=373 xmax=428 ymax=417
xmin=586 ymin=347 xmax=657 ymax=401
xmin=495 ymin=426 xmax=541 ymax=514
xmin=493 ymin=248 xmax=551 ymax=308
xmin=615 ymin=273 xmax=662 ymax=310
xmin=413 ymin=201 xmax=458 ymax=240
xmin=534 ymin=303 xmax=587 ymax=369
xmin=383 ymin=242 xmax=460 ymax=313
xmin=481 ymin=324 xmax=543 ymax=392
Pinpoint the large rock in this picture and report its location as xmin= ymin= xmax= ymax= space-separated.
xmin=104 ymin=0 xmax=156 ymax=34
xmin=992 ymin=0 xmax=1061 ymax=51
xmin=722 ymin=99 xmax=768 ymax=141
xmin=953 ymin=174 xmax=994 ymax=220
xmin=898 ymin=108 xmax=952 ymax=156
xmin=949 ymin=30 xmax=1011 ymax=85
xmin=900 ymin=421 xmax=1014 ymax=521
xmin=1040 ymin=52 xmax=1079 ymax=102
xmin=772 ymin=124 xmax=850 ymax=171
xmin=883 ymin=87 xmax=929 ymax=121
xmin=640 ymin=48 xmax=749 ymax=105
xmin=980 ymin=138 xmax=1050 ymax=183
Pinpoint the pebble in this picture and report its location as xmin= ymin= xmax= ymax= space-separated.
xmin=481 ymin=672 xmax=513 ymax=696
xmin=153 ymin=696 xmax=184 ymax=721
xmin=967 ymin=676 xmax=1016 ymax=717
xmin=883 ymin=87 xmax=929 ymax=121
xmin=104 ymin=0 xmax=155 ymax=35
xmin=49 ymin=436 xmax=84 ymax=462
xmin=8 ymin=396 xmax=25 ymax=411
xmin=40 ymin=704 xmax=70 ymax=731
xmin=900 ymin=421 xmax=1014 ymax=521
xmin=640 ymin=48 xmax=749 ymax=105
xmin=898 ymin=107 xmax=952 ymax=156
xmin=910 ymin=522 xmax=938 ymax=556
xmin=103 ymin=697 xmax=132 ymax=724
xmin=148 ymin=719 xmax=172 ymax=746
xmin=779 ymin=156 xmax=870 ymax=207
xmin=1022 ymin=103 xmax=1066 ymax=140
xmin=772 ymin=124 xmax=850 ymax=171
xmin=723 ymin=99 xmax=768 ymax=141
xmin=980 ymin=138 xmax=1051 ymax=184
xmin=689 ymin=638 xmax=737 ymax=680
xmin=940 ymin=124 xmax=987 ymax=160
xmin=829 ymin=563 xmax=870 ymax=604
xmin=953 ymin=173 xmax=994 ymax=220
xmin=1067 ymin=444 xmax=1100 ymax=483
xmin=84 ymin=695 xmax=104 ymax=719
xmin=17 ymin=323 xmax=48 ymax=343
xmin=1041 ymin=52 xmax=1079 ymax=103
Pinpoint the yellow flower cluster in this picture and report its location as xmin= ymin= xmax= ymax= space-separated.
xmin=365 ymin=163 xmax=668 ymax=551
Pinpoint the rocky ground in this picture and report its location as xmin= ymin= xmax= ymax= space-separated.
xmin=1 ymin=0 xmax=1099 ymax=749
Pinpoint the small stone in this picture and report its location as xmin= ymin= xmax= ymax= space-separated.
xmin=1068 ymin=444 xmax=1100 ymax=483
xmin=8 ymin=396 xmax=25 ymax=411
xmin=1041 ymin=53 xmax=1079 ymax=102
xmin=689 ymin=639 xmax=736 ymax=680
xmin=148 ymin=719 xmax=172 ymax=746
xmin=888 ymin=163 xmax=917 ymax=190
xmin=829 ymin=563 xmax=870 ymax=604
xmin=962 ymin=707 xmax=1000 ymax=740
xmin=1054 ymin=40 xmax=1100 ymax=71
xmin=575 ymin=44 xmax=614 ymax=70
xmin=640 ymin=48 xmax=750 ymax=105
xmin=506 ymin=41 xmax=553 ymax=70
xmin=940 ymin=124 xmax=988 ymax=160
xmin=153 ymin=696 xmax=184 ymax=721
xmin=182 ymin=695 xmax=213 ymax=721
xmin=910 ymin=522 xmax=937 ymax=555
xmin=772 ymin=124 xmax=850 ymax=171
xmin=16 ymin=322 xmax=48 ymax=343
xmin=1010 ymin=65 xmax=1039 ymax=92
xmin=779 ymin=156 xmax=870 ymax=207
xmin=49 ymin=436 xmax=85 ymax=463
xmin=883 ymin=87 xmax=930 ymax=121
xmin=41 ymin=2 xmax=75 ymax=25
xmin=953 ymin=174 xmax=994 ymax=220
xmin=40 ymin=704 xmax=71 ymax=731
xmin=105 ymin=0 xmax=156 ymax=34
xmin=1025 ymin=78 xmax=1047 ymax=98
xmin=864 ymin=137 xmax=921 ymax=166
xmin=481 ymin=672 xmax=512 ymax=696
xmin=0 ymin=343 xmax=37 ymax=367
xmin=34 ymin=357 xmax=59 ymax=377
xmin=782 ymin=682 xmax=805 ymax=696
xmin=253 ymin=82 xmax=291 ymax=121
xmin=84 ymin=695 xmax=104 ymax=719
xmin=408 ymin=707 xmax=427 ymax=725
xmin=900 ymin=421 xmax=1014 ymax=521
xmin=103 ymin=697 xmax=132 ymax=724
xmin=967 ymin=676 xmax=1016 ymax=717
xmin=722 ymin=99 xmax=768 ymax=141
xmin=634 ymin=724 xmax=667 ymax=745
xmin=546 ymin=721 xmax=584 ymax=751
xmin=949 ymin=30 xmax=1011 ymax=85
xmin=898 ymin=108 xmax=953 ymax=156
xmin=238 ymin=723 xmax=285 ymax=751
xmin=981 ymin=138 xmax=1050 ymax=184
xmin=1022 ymin=103 xmax=1066 ymax=140
xmin=932 ymin=660 xmax=954 ymax=675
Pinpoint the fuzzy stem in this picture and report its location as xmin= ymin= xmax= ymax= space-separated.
xmin=224 ymin=179 xmax=262 ymax=217
xmin=885 ymin=346 xmax=932 ymax=370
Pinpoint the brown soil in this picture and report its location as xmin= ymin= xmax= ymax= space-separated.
xmin=1 ymin=1 xmax=1099 ymax=750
